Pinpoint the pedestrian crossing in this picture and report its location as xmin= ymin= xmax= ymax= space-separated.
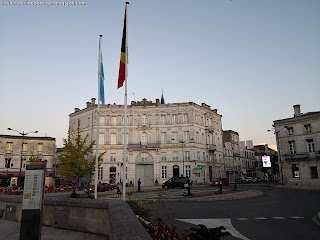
xmin=235 ymin=216 xmax=304 ymax=221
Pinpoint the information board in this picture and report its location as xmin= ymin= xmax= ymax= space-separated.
xmin=22 ymin=169 xmax=44 ymax=210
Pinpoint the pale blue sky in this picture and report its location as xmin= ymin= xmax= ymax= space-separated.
xmin=1 ymin=0 xmax=319 ymax=148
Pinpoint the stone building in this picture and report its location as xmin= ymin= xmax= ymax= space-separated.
xmin=253 ymin=144 xmax=277 ymax=179
xmin=273 ymin=105 xmax=320 ymax=186
xmin=0 ymin=135 xmax=56 ymax=187
xmin=69 ymin=98 xmax=224 ymax=186
xmin=223 ymin=130 xmax=240 ymax=181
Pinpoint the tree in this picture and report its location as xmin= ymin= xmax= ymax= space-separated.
xmin=57 ymin=120 xmax=105 ymax=183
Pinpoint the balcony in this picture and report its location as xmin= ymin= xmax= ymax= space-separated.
xmin=128 ymin=143 xmax=161 ymax=151
xmin=206 ymin=127 xmax=214 ymax=132
xmin=284 ymin=152 xmax=320 ymax=161
xmin=207 ymin=144 xmax=216 ymax=152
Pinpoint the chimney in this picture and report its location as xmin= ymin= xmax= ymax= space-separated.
xmin=86 ymin=102 xmax=91 ymax=108
xmin=293 ymin=104 xmax=301 ymax=117
xmin=75 ymin=108 xmax=80 ymax=113
xmin=91 ymin=98 xmax=96 ymax=105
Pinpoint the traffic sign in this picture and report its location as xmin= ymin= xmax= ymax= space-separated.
xmin=182 ymin=188 xmax=188 ymax=196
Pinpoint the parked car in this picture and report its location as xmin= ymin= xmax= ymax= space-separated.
xmin=162 ymin=177 xmax=192 ymax=189
xmin=252 ymin=177 xmax=258 ymax=183
xmin=98 ymin=183 xmax=115 ymax=192
xmin=236 ymin=177 xmax=246 ymax=184
xmin=245 ymin=177 xmax=253 ymax=183
xmin=211 ymin=178 xmax=229 ymax=186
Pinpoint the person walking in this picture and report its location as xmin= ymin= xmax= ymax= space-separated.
xmin=138 ymin=178 xmax=141 ymax=192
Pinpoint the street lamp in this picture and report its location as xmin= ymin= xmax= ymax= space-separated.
xmin=7 ymin=128 xmax=38 ymax=187
xmin=268 ymin=126 xmax=287 ymax=186
xmin=172 ymin=138 xmax=193 ymax=177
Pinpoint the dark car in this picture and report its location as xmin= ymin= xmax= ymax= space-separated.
xmin=100 ymin=183 xmax=115 ymax=191
xmin=211 ymin=178 xmax=229 ymax=186
xmin=162 ymin=177 xmax=192 ymax=189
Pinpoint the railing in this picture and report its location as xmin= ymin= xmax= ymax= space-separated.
xmin=128 ymin=143 xmax=161 ymax=151
xmin=207 ymin=144 xmax=216 ymax=151
xmin=284 ymin=152 xmax=320 ymax=161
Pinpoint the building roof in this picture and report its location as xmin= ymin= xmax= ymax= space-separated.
xmin=274 ymin=111 xmax=320 ymax=125
xmin=0 ymin=135 xmax=55 ymax=141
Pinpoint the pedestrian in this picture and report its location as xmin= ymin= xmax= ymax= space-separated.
xmin=218 ymin=178 xmax=223 ymax=194
xmin=138 ymin=178 xmax=141 ymax=191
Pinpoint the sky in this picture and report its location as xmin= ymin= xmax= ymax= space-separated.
xmin=1 ymin=0 xmax=319 ymax=149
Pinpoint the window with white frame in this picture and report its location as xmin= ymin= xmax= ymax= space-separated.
xmin=22 ymin=143 xmax=28 ymax=153
xmin=141 ymin=133 xmax=148 ymax=145
xmin=161 ymin=132 xmax=167 ymax=144
xmin=305 ymin=124 xmax=311 ymax=133
xmin=186 ymin=165 xmax=191 ymax=177
xmin=142 ymin=115 xmax=147 ymax=125
xmin=173 ymin=151 xmax=178 ymax=161
xmin=172 ymin=132 xmax=178 ymax=143
xmin=184 ymin=131 xmax=190 ymax=142
xmin=185 ymin=151 xmax=190 ymax=161
xmin=99 ymin=133 xmax=105 ymax=144
xmin=289 ymin=141 xmax=296 ymax=154
xmin=37 ymin=143 xmax=43 ymax=153
xmin=98 ymin=167 xmax=103 ymax=180
xmin=110 ymin=153 xmax=116 ymax=162
xmin=111 ymin=116 xmax=117 ymax=126
xmin=6 ymin=142 xmax=13 ymax=154
xmin=307 ymin=139 xmax=315 ymax=152
xmin=99 ymin=116 xmax=105 ymax=125
xmin=172 ymin=114 xmax=178 ymax=123
xmin=161 ymin=152 xmax=167 ymax=161
xmin=160 ymin=115 xmax=166 ymax=124
xmin=111 ymin=133 xmax=117 ymax=145
xmin=161 ymin=166 xmax=167 ymax=179
xmin=183 ymin=113 xmax=189 ymax=123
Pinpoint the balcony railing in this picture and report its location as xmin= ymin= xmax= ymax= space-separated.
xmin=284 ymin=152 xmax=320 ymax=161
xmin=206 ymin=127 xmax=214 ymax=132
xmin=207 ymin=144 xmax=216 ymax=151
xmin=128 ymin=143 xmax=161 ymax=151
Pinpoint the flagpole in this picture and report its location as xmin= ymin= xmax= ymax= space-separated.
xmin=122 ymin=2 xmax=129 ymax=202
xmin=95 ymin=35 xmax=103 ymax=199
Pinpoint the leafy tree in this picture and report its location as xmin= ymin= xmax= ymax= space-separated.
xmin=29 ymin=151 xmax=41 ymax=162
xmin=57 ymin=120 xmax=105 ymax=183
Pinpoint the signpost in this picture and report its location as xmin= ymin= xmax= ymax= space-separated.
xmin=20 ymin=161 xmax=46 ymax=240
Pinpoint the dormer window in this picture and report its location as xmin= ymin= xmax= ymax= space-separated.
xmin=287 ymin=127 xmax=294 ymax=136
xmin=304 ymin=124 xmax=311 ymax=133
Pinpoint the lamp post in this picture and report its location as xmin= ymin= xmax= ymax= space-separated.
xmin=7 ymin=128 xmax=38 ymax=187
xmin=172 ymin=138 xmax=193 ymax=177
xmin=268 ymin=126 xmax=287 ymax=186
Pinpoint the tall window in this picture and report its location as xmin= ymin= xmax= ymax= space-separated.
xmin=288 ymin=141 xmax=296 ymax=154
xmin=305 ymin=124 xmax=311 ymax=133
xmin=111 ymin=133 xmax=117 ymax=145
xmin=197 ymin=151 xmax=200 ymax=161
xmin=203 ymin=152 xmax=206 ymax=161
xmin=6 ymin=142 xmax=13 ymax=154
xmin=161 ymin=132 xmax=167 ymax=144
xmin=185 ymin=165 xmax=191 ymax=177
xmin=310 ymin=167 xmax=318 ymax=179
xmin=173 ymin=151 xmax=178 ymax=161
xmin=99 ymin=116 xmax=105 ymax=125
xmin=111 ymin=116 xmax=117 ymax=126
xmin=141 ymin=153 xmax=148 ymax=162
xmin=141 ymin=133 xmax=148 ymax=145
xmin=110 ymin=153 xmax=116 ymax=162
xmin=142 ymin=115 xmax=147 ymax=125
xmin=172 ymin=132 xmax=178 ymax=143
xmin=22 ymin=143 xmax=28 ymax=153
xmin=161 ymin=166 xmax=167 ymax=179
xmin=184 ymin=131 xmax=190 ymax=142
xmin=37 ymin=143 xmax=43 ymax=153
xmin=185 ymin=151 xmax=190 ymax=161
xmin=183 ymin=113 xmax=189 ymax=123
xmin=99 ymin=133 xmax=105 ymax=144
xmin=161 ymin=152 xmax=167 ymax=161
xmin=307 ymin=139 xmax=315 ymax=152
xmin=160 ymin=115 xmax=166 ymax=124
xmin=172 ymin=114 xmax=177 ymax=123
xmin=98 ymin=167 xmax=103 ymax=180
xmin=5 ymin=158 xmax=11 ymax=168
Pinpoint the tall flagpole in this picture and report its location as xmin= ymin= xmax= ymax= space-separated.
xmin=95 ymin=35 xmax=103 ymax=199
xmin=123 ymin=2 xmax=129 ymax=201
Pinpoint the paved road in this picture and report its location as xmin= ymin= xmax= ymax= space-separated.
xmin=151 ymin=184 xmax=320 ymax=240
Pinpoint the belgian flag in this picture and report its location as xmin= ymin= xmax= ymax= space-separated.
xmin=117 ymin=4 xmax=128 ymax=89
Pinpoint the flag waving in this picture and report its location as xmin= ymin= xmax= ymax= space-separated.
xmin=99 ymin=36 xmax=105 ymax=105
xmin=117 ymin=3 xmax=128 ymax=89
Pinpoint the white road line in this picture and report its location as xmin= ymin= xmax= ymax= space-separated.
xmin=291 ymin=216 xmax=304 ymax=219
xmin=255 ymin=217 xmax=268 ymax=220
xmin=177 ymin=218 xmax=250 ymax=240
xmin=272 ymin=217 xmax=286 ymax=219
xmin=236 ymin=218 xmax=249 ymax=220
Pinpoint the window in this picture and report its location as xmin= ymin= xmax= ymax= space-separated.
xmin=161 ymin=132 xmax=167 ymax=144
xmin=292 ymin=164 xmax=299 ymax=178
xmin=161 ymin=166 xmax=167 ymax=179
xmin=142 ymin=115 xmax=147 ymax=125
xmin=37 ymin=143 xmax=43 ymax=153
xmin=110 ymin=153 xmax=116 ymax=162
xmin=305 ymin=124 xmax=311 ymax=133
xmin=306 ymin=139 xmax=315 ymax=152
xmin=161 ymin=152 xmax=167 ymax=161
xmin=287 ymin=127 xmax=294 ymax=136
xmin=22 ymin=143 xmax=28 ymax=153
xmin=6 ymin=142 xmax=13 ymax=154
xmin=172 ymin=114 xmax=177 ymax=123
xmin=141 ymin=153 xmax=148 ymax=162
xmin=184 ymin=131 xmax=190 ymax=142
xmin=203 ymin=152 xmax=205 ymax=161
xmin=186 ymin=165 xmax=191 ymax=177
xmin=111 ymin=116 xmax=117 ymax=126
xmin=160 ymin=115 xmax=166 ymax=124
xmin=310 ymin=167 xmax=318 ymax=179
xmin=99 ymin=116 xmax=105 ymax=125
xmin=183 ymin=113 xmax=189 ymax=123
xmin=5 ymin=158 xmax=11 ymax=168
xmin=288 ymin=141 xmax=296 ymax=154
xmin=99 ymin=134 xmax=105 ymax=144
xmin=197 ymin=151 xmax=200 ymax=161
xmin=141 ymin=133 xmax=148 ymax=145
xmin=173 ymin=151 xmax=178 ymax=161
xmin=172 ymin=132 xmax=178 ymax=143
xmin=98 ymin=167 xmax=103 ymax=180
xmin=111 ymin=133 xmax=117 ymax=145
xmin=185 ymin=151 xmax=190 ymax=161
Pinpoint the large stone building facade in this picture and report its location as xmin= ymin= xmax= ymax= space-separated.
xmin=69 ymin=98 xmax=224 ymax=186
xmin=0 ymin=135 xmax=56 ymax=187
xmin=274 ymin=105 xmax=320 ymax=186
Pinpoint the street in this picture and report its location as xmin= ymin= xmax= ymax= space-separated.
xmin=150 ymin=184 xmax=320 ymax=240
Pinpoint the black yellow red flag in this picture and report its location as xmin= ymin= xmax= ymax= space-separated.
xmin=117 ymin=6 xmax=127 ymax=89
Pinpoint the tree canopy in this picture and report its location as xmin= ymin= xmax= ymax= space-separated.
xmin=57 ymin=120 xmax=105 ymax=181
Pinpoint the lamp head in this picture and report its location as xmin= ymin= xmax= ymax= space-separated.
xmin=8 ymin=128 xmax=12 ymax=130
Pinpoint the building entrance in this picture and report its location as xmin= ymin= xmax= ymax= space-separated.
xmin=173 ymin=165 xmax=180 ymax=177
xmin=135 ymin=152 xmax=154 ymax=187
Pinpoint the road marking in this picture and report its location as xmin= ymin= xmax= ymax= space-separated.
xmin=272 ymin=217 xmax=286 ymax=220
xmin=291 ymin=216 xmax=304 ymax=219
xmin=255 ymin=217 xmax=268 ymax=220
xmin=236 ymin=218 xmax=249 ymax=220
xmin=177 ymin=218 xmax=250 ymax=240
